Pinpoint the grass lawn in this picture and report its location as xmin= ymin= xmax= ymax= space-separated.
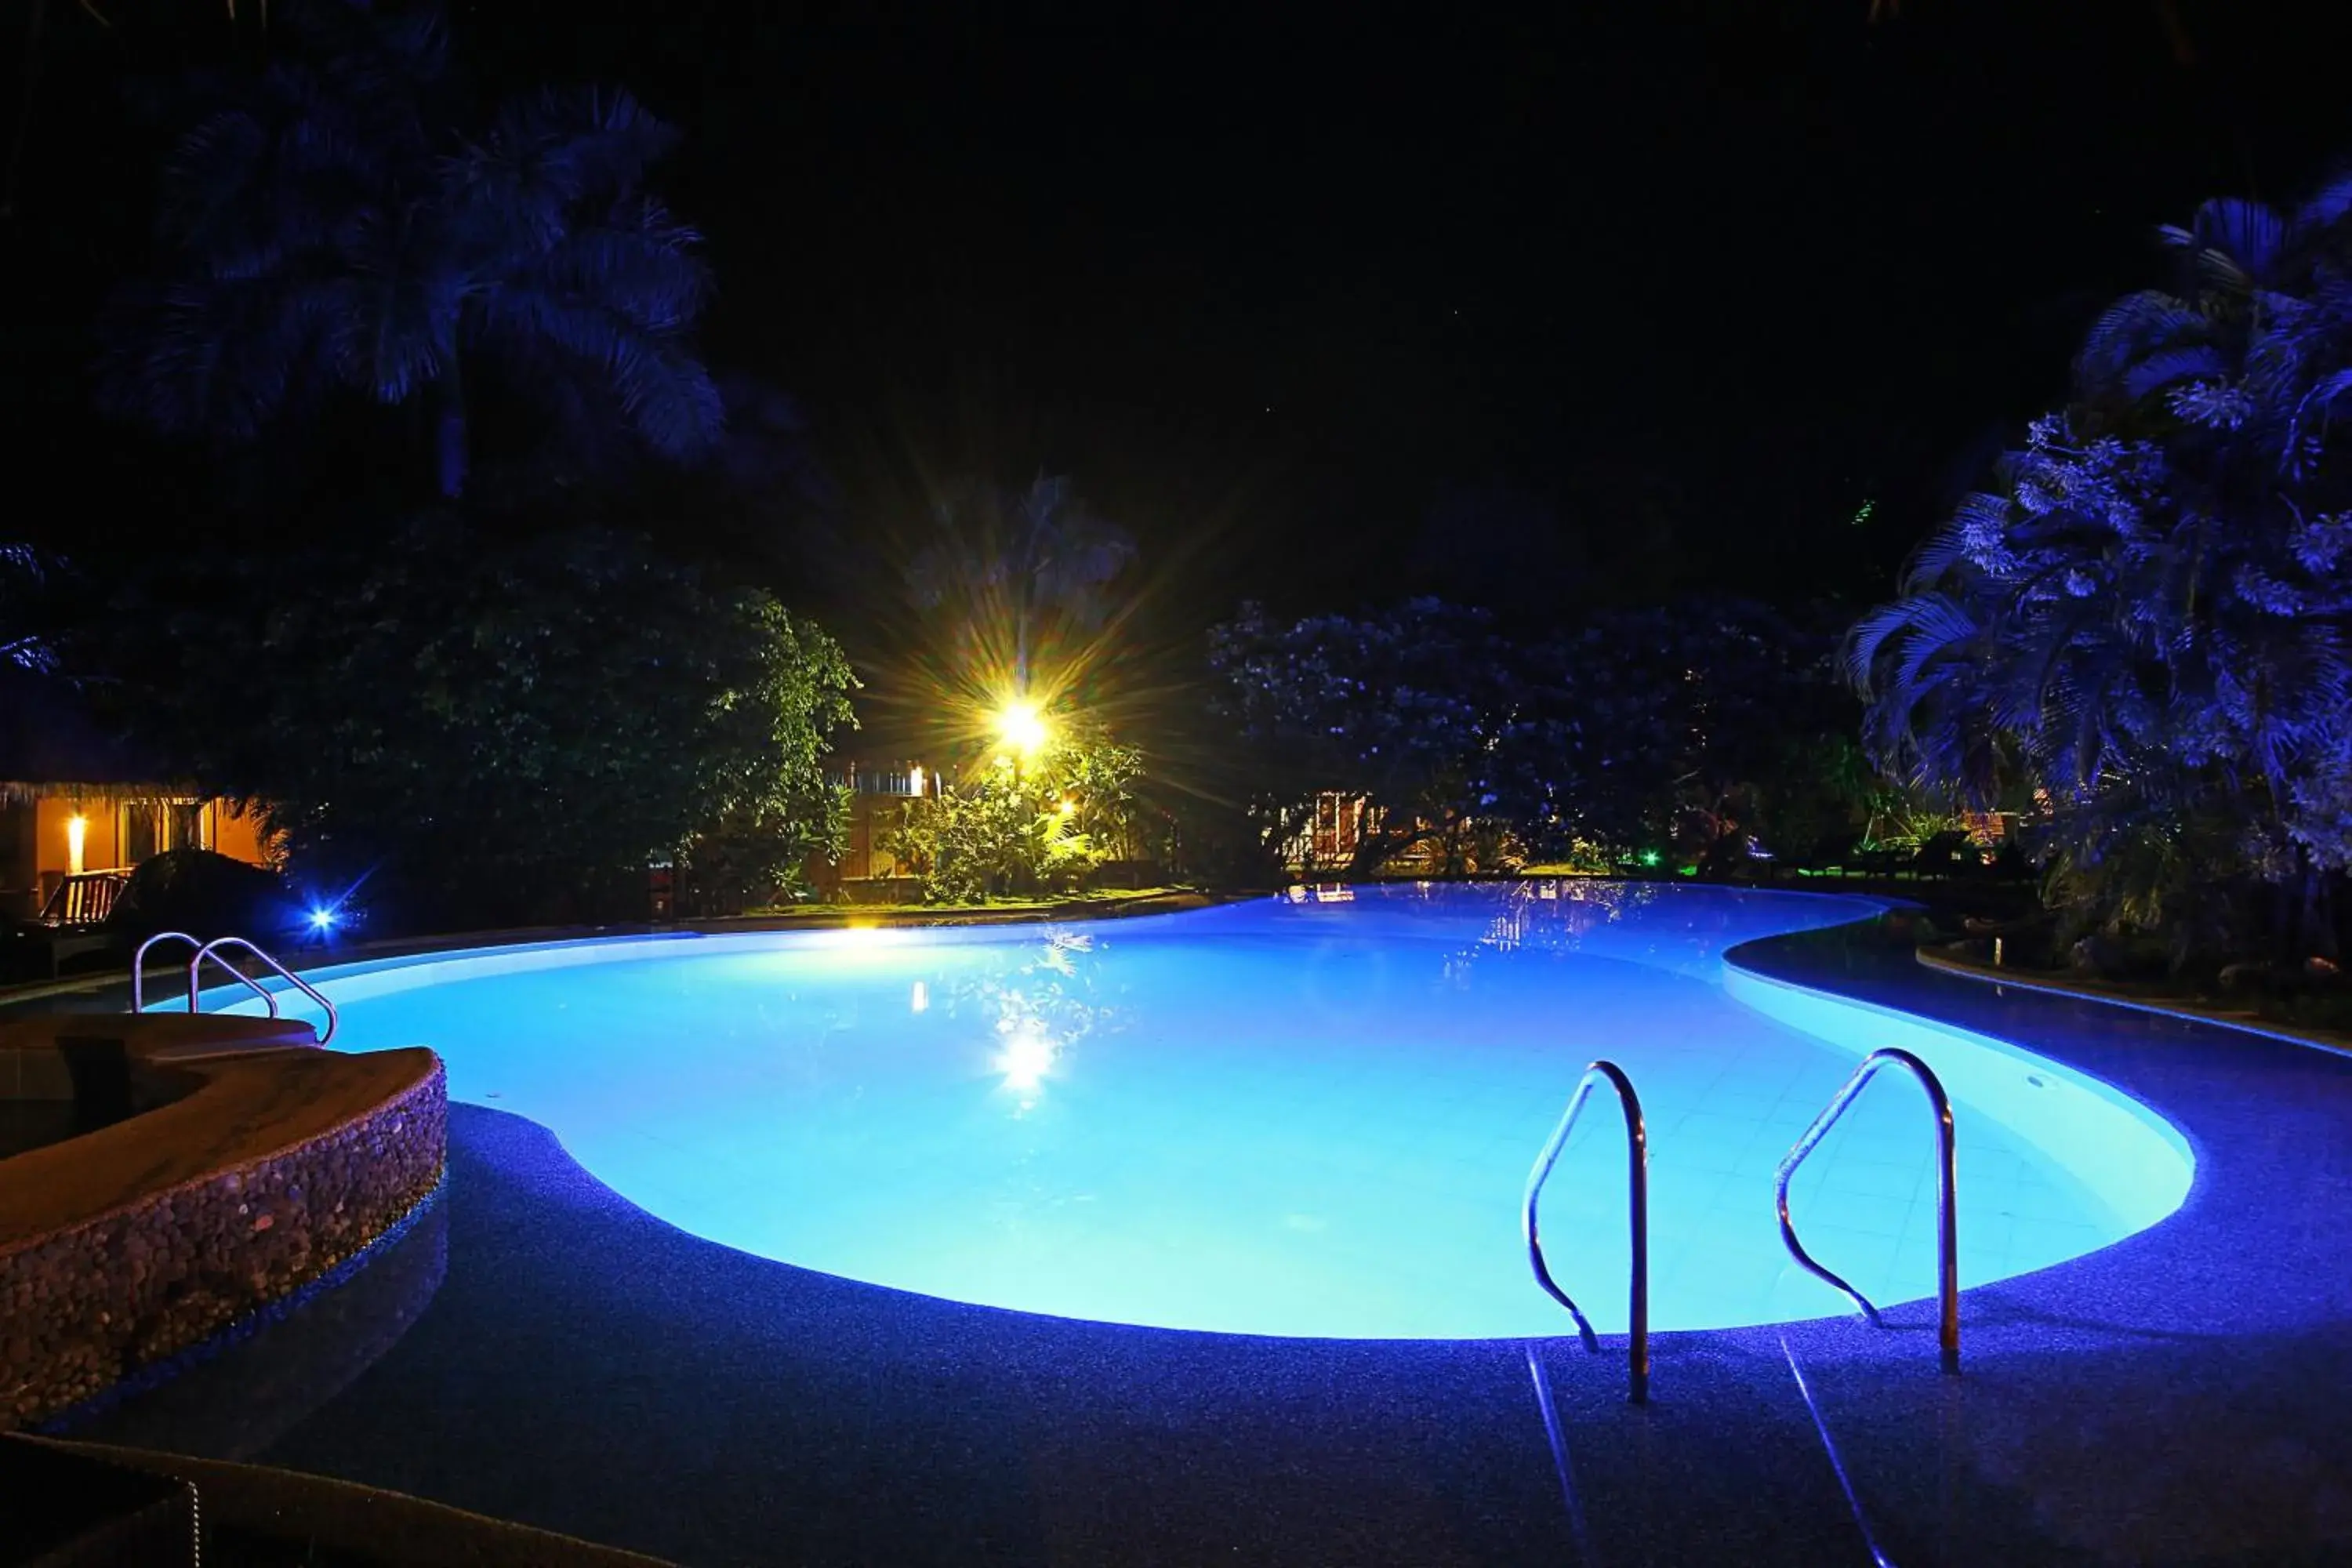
xmin=740 ymin=887 xmax=1189 ymax=921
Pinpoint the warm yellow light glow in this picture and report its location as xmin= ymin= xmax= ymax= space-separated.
xmin=993 ymin=699 xmax=1050 ymax=757
xmin=908 ymin=764 xmax=926 ymax=797
xmin=1056 ymin=797 xmax=1076 ymax=817
xmin=804 ymin=924 xmax=903 ymax=956
xmin=65 ymin=814 xmax=88 ymax=877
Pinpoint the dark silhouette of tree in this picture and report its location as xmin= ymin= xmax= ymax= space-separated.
xmin=1213 ymin=595 xmax=1862 ymax=876
xmin=90 ymin=516 xmax=857 ymax=929
xmin=1210 ymin=598 xmax=1519 ymax=874
xmin=906 ymin=474 xmax=1137 ymax=699
xmin=98 ymin=0 xmax=719 ymax=501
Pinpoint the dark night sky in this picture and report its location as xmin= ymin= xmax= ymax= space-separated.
xmin=5 ymin=1 xmax=2348 ymax=627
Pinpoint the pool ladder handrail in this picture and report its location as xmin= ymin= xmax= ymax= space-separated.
xmin=191 ymin=936 xmax=339 ymax=1045
xmin=1776 ymin=1046 xmax=1958 ymax=1374
xmin=131 ymin=931 xmax=205 ymax=1014
xmin=1523 ymin=1058 xmax=1650 ymax=1404
xmin=130 ymin=930 xmax=338 ymax=1045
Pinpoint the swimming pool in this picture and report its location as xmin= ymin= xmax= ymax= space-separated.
xmin=240 ymin=883 xmax=2193 ymax=1339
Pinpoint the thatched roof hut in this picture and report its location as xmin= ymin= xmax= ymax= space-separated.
xmin=0 ymin=668 xmax=185 ymax=805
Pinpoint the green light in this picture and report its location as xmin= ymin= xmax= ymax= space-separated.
xmin=1852 ymin=498 xmax=1875 ymax=527
xmin=1639 ymin=849 xmax=1661 ymax=867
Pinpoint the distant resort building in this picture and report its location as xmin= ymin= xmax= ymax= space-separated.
xmin=1281 ymin=791 xmax=1494 ymax=877
xmin=1289 ymin=790 xmax=1381 ymax=870
xmin=816 ymin=755 xmax=943 ymax=899
xmin=0 ymin=670 xmax=273 ymax=925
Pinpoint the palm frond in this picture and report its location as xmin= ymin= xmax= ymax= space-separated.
xmin=2076 ymin=291 xmax=2205 ymax=390
xmin=1892 ymin=600 xmax=1979 ymax=691
xmin=535 ymin=206 xmax=710 ymax=333
xmin=98 ymin=274 xmax=330 ymax=439
xmin=481 ymin=287 xmax=720 ymax=456
xmin=1904 ymin=517 xmax=1979 ymax=586
xmin=2187 ymin=197 xmax=2288 ymax=286
xmin=1846 ymin=595 xmax=1973 ymax=691
xmin=467 ymin=86 xmax=681 ymax=216
xmin=2123 ymin=344 xmax=2230 ymax=401
xmin=2291 ymin=367 xmax=2352 ymax=447
xmin=2293 ymin=167 xmax=2352 ymax=234
xmin=102 ymin=0 xmax=717 ymax=490
xmin=318 ymin=240 xmax=465 ymax=403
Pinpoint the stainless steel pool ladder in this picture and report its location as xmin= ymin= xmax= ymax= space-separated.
xmin=1776 ymin=1047 xmax=1958 ymax=1374
xmin=1523 ymin=1058 xmax=1650 ymax=1403
xmin=131 ymin=931 xmax=339 ymax=1045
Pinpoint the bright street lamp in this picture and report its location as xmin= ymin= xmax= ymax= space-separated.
xmin=994 ymin=699 xmax=1050 ymax=757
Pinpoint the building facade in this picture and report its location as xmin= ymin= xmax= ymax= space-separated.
xmin=1 ymin=671 xmax=276 ymax=923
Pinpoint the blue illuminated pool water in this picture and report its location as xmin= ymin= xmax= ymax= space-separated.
xmin=257 ymin=884 xmax=2193 ymax=1339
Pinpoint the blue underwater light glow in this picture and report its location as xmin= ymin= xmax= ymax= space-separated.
xmin=260 ymin=884 xmax=2191 ymax=1339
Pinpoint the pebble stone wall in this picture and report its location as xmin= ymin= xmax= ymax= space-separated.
xmin=2 ymin=1060 xmax=446 ymax=1431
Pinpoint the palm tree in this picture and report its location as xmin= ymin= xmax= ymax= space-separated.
xmin=1 ymin=543 xmax=55 ymax=673
xmin=1850 ymin=170 xmax=2352 ymax=959
xmin=100 ymin=0 xmax=720 ymax=499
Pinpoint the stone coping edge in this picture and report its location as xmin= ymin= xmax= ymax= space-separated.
xmin=1916 ymin=942 xmax=2352 ymax=1061
xmin=0 ymin=889 xmax=1240 ymax=1014
xmin=0 ymin=1040 xmax=436 ymax=1245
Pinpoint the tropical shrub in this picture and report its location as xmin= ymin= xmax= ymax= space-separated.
xmin=884 ymin=722 xmax=1142 ymax=902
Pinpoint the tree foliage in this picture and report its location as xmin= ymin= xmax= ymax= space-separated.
xmin=1853 ymin=172 xmax=2352 ymax=960
xmin=87 ymin=517 xmax=857 ymax=928
xmin=1209 ymin=599 xmax=1517 ymax=872
xmin=1209 ymin=596 xmax=1859 ymax=875
xmin=1556 ymin=600 xmax=1867 ymax=866
xmin=884 ymin=722 xmax=1142 ymax=903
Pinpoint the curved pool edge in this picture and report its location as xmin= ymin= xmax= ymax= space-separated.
xmin=0 ymin=1025 xmax=447 ymax=1432
xmin=53 ymin=908 xmax=2352 ymax=1566
xmin=197 ymin=883 xmax=2173 ymax=1342
xmin=1719 ymin=952 xmax=2196 ymax=1234
xmin=205 ymin=888 xmax=2204 ymax=1345
xmin=166 ymin=895 xmax=2309 ymax=1341
xmin=1718 ymin=914 xmax=2352 ymax=1358
xmin=0 ymin=891 xmax=1242 ymax=1022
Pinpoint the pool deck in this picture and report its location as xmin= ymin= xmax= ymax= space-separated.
xmin=48 ymin=909 xmax=2352 ymax=1565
